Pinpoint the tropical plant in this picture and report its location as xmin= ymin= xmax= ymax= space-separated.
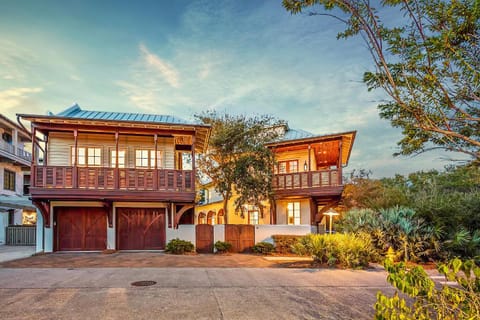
xmin=252 ymin=242 xmax=275 ymax=254
xmin=214 ymin=241 xmax=232 ymax=253
xmin=375 ymin=258 xmax=480 ymax=319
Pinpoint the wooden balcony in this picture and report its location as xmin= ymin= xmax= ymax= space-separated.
xmin=31 ymin=165 xmax=195 ymax=202
xmin=272 ymin=169 xmax=343 ymax=198
xmin=0 ymin=140 xmax=32 ymax=165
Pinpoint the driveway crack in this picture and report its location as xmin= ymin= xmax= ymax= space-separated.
xmin=206 ymin=269 xmax=224 ymax=320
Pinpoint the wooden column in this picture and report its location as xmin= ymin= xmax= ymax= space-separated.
xmin=153 ymin=133 xmax=158 ymax=190
xmin=338 ymin=139 xmax=343 ymax=185
xmin=191 ymin=134 xmax=196 ymax=192
xmin=31 ymin=125 xmax=36 ymax=187
xmin=307 ymin=144 xmax=312 ymax=188
xmin=73 ymin=129 xmax=78 ymax=188
xmin=43 ymin=134 xmax=48 ymax=166
xmin=115 ymin=131 xmax=119 ymax=189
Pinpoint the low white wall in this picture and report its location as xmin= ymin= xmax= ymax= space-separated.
xmin=35 ymin=209 xmax=44 ymax=252
xmin=213 ymin=224 xmax=225 ymax=252
xmin=254 ymin=225 xmax=311 ymax=244
xmin=166 ymin=224 xmax=196 ymax=246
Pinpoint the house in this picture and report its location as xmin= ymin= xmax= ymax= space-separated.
xmin=195 ymin=125 xmax=356 ymax=233
xmin=19 ymin=104 xmax=210 ymax=252
xmin=0 ymin=114 xmax=36 ymax=245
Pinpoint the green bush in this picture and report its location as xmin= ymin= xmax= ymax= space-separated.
xmin=375 ymin=258 xmax=480 ymax=319
xmin=214 ymin=241 xmax=232 ymax=253
xmin=272 ymin=234 xmax=303 ymax=254
xmin=166 ymin=238 xmax=195 ymax=254
xmin=292 ymin=233 xmax=375 ymax=269
xmin=252 ymin=242 xmax=275 ymax=254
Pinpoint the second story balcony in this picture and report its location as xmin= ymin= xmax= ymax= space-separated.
xmin=272 ymin=169 xmax=343 ymax=197
xmin=0 ymin=139 xmax=32 ymax=162
xmin=31 ymin=165 xmax=195 ymax=201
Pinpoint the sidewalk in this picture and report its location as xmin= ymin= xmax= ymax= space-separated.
xmin=0 ymin=245 xmax=35 ymax=263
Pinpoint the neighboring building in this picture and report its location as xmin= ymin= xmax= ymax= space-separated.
xmin=0 ymin=114 xmax=36 ymax=245
xmin=19 ymin=104 xmax=210 ymax=252
xmin=195 ymin=125 xmax=356 ymax=233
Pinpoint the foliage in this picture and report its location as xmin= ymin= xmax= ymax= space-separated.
xmin=196 ymin=111 xmax=283 ymax=221
xmin=252 ymin=242 xmax=275 ymax=254
xmin=214 ymin=241 xmax=232 ymax=253
xmin=338 ymin=207 xmax=442 ymax=262
xmin=271 ymin=234 xmax=304 ymax=254
xmin=292 ymin=233 xmax=375 ymax=268
xmin=283 ymin=0 xmax=480 ymax=160
xmin=341 ymin=165 xmax=480 ymax=259
xmin=166 ymin=238 xmax=195 ymax=254
xmin=375 ymin=258 xmax=480 ymax=319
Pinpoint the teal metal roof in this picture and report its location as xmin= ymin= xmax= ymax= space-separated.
xmin=55 ymin=104 xmax=194 ymax=125
xmin=280 ymin=128 xmax=315 ymax=142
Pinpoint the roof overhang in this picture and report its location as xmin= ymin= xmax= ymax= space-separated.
xmin=0 ymin=195 xmax=36 ymax=211
xmin=18 ymin=113 xmax=211 ymax=153
xmin=266 ymin=131 xmax=356 ymax=166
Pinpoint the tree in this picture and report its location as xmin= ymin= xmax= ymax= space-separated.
xmin=283 ymin=0 xmax=480 ymax=160
xmin=195 ymin=111 xmax=283 ymax=222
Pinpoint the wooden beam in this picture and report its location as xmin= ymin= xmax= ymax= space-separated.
xmin=33 ymin=123 xmax=196 ymax=136
xmin=154 ymin=134 xmax=158 ymax=190
xmin=32 ymin=200 xmax=50 ymax=228
xmin=174 ymin=204 xmax=194 ymax=229
xmin=73 ymin=129 xmax=78 ymax=188
xmin=102 ymin=200 xmax=113 ymax=228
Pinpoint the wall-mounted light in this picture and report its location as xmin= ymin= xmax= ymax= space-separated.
xmin=304 ymin=161 xmax=307 ymax=171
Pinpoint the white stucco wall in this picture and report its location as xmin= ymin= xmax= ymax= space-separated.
xmin=276 ymin=199 xmax=311 ymax=225
xmin=0 ymin=212 xmax=8 ymax=245
xmin=254 ymin=224 xmax=311 ymax=244
xmin=35 ymin=209 xmax=44 ymax=252
xmin=166 ymin=224 xmax=196 ymax=245
xmin=0 ymin=162 xmax=24 ymax=196
xmin=213 ymin=224 xmax=225 ymax=252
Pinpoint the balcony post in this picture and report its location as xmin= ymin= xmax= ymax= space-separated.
xmin=44 ymin=134 xmax=48 ymax=166
xmin=338 ymin=139 xmax=343 ymax=185
xmin=31 ymin=125 xmax=36 ymax=187
xmin=153 ymin=133 xmax=158 ymax=190
xmin=73 ymin=129 xmax=78 ymax=188
xmin=308 ymin=144 xmax=312 ymax=187
xmin=191 ymin=134 xmax=196 ymax=191
xmin=115 ymin=131 xmax=119 ymax=189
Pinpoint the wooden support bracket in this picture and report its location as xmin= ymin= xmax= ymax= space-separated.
xmin=102 ymin=200 xmax=113 ymax=228
xmin=33 ymin=200 xmax=50 ymax=228
xmin=174 ymin=204 xmax=194 ymax=229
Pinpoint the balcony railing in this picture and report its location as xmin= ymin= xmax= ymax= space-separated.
xmin=272 ymin=170 xmax=341 ymax=191
xmin=0 ymin=140 xmax=32 ymax=162
xmin=33 ymin=165 xmax=194 ymax=192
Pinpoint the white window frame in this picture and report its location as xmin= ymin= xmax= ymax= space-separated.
xmin=287 ymin=202 xmax=301 ymax=225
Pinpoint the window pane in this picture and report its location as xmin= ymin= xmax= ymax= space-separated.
xmin=111 ymin=150 xmax=125 ymax=168
xmin=77 ymin=147 xmax=86 ymax=165
xmin=279 ymin=162 xmax=287 ymax=174
xmin=87 ymin=148 xmax=101 ymax=166
xmin=136 ymin=150 xmax=149 ymax=167
xmin=289 ymin=161 xmax=298 ymax=173
xmin=250 ymin=211 xmax=259 ymax=225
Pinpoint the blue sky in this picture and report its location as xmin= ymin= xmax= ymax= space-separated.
xmin=0 ymin=0 xmax=464 ymax=177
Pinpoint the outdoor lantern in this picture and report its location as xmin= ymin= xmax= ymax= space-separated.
xmin=324 ymin=208 xmax=339 ymax=234
xmin=304 ymin=161 xmax=307 ymax=171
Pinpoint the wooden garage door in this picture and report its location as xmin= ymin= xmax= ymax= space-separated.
xmin=117 ymin=208 xmax=166 ymax=250
xmin=56 ymin=207 xmax=107 ymax=251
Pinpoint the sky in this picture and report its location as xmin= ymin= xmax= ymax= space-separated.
xmin=0 ymin=0 xmax=466 ymax=178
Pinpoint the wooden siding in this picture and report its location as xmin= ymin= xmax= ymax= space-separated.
xmin=275 ymin=149 xmax=315 ymax=171
xmin=47 ymin=132 xmax=175 ymax=169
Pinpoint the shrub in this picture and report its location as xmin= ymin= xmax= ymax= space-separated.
xmin=252 ymin=242 xmax=275 ymax=254
xmin=292 ymin=233 xmax=375 ymax=269
xmin=214 ymin=241 xmax=232 ymax=253
xmin=272 ymin=235 xmax=303 ymax=254
xmin=375 ymin=258 xmax=480 ymax=319
xmin=166 ymin=238 xmax=195 ymax=254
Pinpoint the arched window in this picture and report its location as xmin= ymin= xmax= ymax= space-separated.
xmin=198 ymin=212 xmax=206 ymax=224
xmin=217 ymin=209 xmax=224 ymax=224
xmin=207 ymin=211 xmax=216 ymax=225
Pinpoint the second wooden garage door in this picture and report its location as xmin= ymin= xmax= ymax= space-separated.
xmin=117 ymin=208 xmax=166 ymax=250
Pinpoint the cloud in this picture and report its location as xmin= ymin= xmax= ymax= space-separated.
xmin=0 ymin=87 xmax=43 ymax=119
xmin=139 ymin=43 xmax=179 ymax=88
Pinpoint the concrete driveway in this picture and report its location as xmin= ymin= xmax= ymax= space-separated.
xmin=0 ymin=245 xmax=34 ymax=263
xmin=0 ymin=267 xmax=394 ymax=319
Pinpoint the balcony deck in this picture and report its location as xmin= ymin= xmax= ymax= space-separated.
xmin=272 ymin=169 xmax=343 ymax=198
xmin=31 ymin=165 xmax=195 ymax=202
xmin=0 ymin=140 xmax=32 ymax=166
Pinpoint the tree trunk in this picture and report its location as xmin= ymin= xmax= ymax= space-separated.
xmin=223 ymin=198 xmax=229 ymax=224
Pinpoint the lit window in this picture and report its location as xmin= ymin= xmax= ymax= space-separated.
xmin=88 ymin=148 xmax=102 ymax=166
xmin=111 ymin=150 xmax=126 ymax=168
xmin=136 ymin=150 xmax=161 ymax=168
xmin=287 ymin=202 xmax=301 ymax=225
xmin=278 ymin=160 xmax=298 ymax=173
xmin=249 ymin=210 xmax=259 ymax=225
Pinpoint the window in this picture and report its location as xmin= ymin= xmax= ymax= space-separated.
xmin=71 ymin=147 xmax=101 ymax=166
xmin=111 ymin=150 xmax=126 ymax=168
xmin=3 ymin=169 xmax=16 ymax=191
xmin=287 ymin=202 xmax=301 ymax=225
xmin=136 ymin=150 xmax=161 ymax=168
xmin=249 ymin=210 xmax=259 ymax=225
xmin=278 ymin=160 xmax=299 ymax=174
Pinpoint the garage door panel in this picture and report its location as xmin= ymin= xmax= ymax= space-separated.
xmin=56 ymin=207 xmax=107 ymax=251
xmin=117 ymin=208 xmax=166 ymax=250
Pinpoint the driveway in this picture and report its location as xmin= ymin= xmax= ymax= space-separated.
xmin=0 ymin=267 xmax=393 ymax=319
xmin=0 ymin=245 xmax=35 ymax=263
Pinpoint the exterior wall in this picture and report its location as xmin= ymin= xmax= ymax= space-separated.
xmin=276 ymin=199 xmax=311 ymax=225
xmin=0 ymin=212 xmax=8 ymax=244
xmin=166 ymin=224 xmax=196 ymax=245
xmin=275 ymin=148 xmax=316 ymax=171
xmin=47 ymin=132 xmax=175 ymax=169
xmin=254 ymin=224 xmax=311 ymax=244
xmin=0 ymin=162 xmax=24 ymax=196
xmin=35 ymin=209 xmax=44 ymax=252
